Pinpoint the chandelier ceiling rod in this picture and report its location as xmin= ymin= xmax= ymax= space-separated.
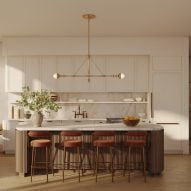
xmin=83 ymin=14 xmax=96 ymax=82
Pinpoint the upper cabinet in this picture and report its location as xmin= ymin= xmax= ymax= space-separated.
xmin=5 ymin=55 xmax=149 ymax=92
xmin=89 ymin=56 xmax=106 ymax=92
xmin=105 ymin=56 xmax=149 ymax=92
xmin=41 ymin=56 xmax=57 ymax=91
xmin=106 ymin=56 xmax=134 ymax=92
xmin=56 ymin=56 xmax=75 ymax=92
xmin=134 ymin=56 xmax=149 ymax=92
xmin=72 ymin=56 xmax=89 ymax=92
xmin=5 ymin=56 xmax=25 ymax=92
xmin=25 ymin=56 xmax=41 ymax=91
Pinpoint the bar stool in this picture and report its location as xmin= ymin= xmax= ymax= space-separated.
xmin=52 ymin=131 xmax=83 ymax=182
xmin=28 ymin=131 xmax=52 ymax=183
xmin=92 ymin=131 xmax=116 ymax=183
xmin=123 ymin=131 xmax=147 ymax=182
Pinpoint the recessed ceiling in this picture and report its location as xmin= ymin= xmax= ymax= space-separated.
xmin=0 ymin=0 xmax=191 ymax=51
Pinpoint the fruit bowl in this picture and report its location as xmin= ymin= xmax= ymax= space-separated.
xmin=123 ymin=116 xmax=140 ymax=126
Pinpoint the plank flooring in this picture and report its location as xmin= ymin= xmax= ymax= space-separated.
xmin=0 ymin=153 xmax=191 ymax=191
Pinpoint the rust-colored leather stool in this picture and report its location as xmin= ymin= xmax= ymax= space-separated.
xmin=92 ymin=131 xmax=116 ymax=183
xmin=123 ymin=131 xmax=147 ymax=182
xmin=52 ymin=131 xmax=83 ymax=182
xmin=28 ymin=131 xmax=52 ymax=183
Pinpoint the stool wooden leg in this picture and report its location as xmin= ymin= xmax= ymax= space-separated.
xmin=31 ymin=147 xmax=35 ymax=182
xmin=67 ymin=151 xmax=70 ymax=170
xmin=52 ymin=147 xmax=58 ymax=176
xmin=93 ymin=148 xmax=96 ymax=175
xmin=110 ymin=147 xmax=114 ymax=182
xmin=95 ymin=146 xmax=99 ymax=183
xmin=77 ymin=147 xmax=81 ymax=182
xmin=63 ymin=147 xmax=66 ymax=182
xmin=128 ymin=147 xmax=131 ymax=182
xmin=46 ymin=146 xmax=48 ymax=183
xmin=123 ymin=147 xmax=127 ymax=176
xmin=143 ymin=147 xmax=146 ymax=182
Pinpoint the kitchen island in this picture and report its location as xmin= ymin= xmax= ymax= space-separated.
xmin=16 ymin=122 xmax=164 ymax=176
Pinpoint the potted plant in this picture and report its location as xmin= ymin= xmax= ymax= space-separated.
xmin=17 ymin=86 xmax=60 ymax=127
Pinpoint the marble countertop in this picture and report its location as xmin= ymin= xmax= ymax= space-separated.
xmin=7 ymin=118 xmax=107 ymax=122
xmin=16 ymin=121 xmax=163 ymax=131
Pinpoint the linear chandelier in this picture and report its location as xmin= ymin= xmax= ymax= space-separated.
xmin=53 ymin=13 xmax=125 ymax=82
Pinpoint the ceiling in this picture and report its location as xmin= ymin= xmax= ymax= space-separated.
xmin=0 ymin=0 xmax=191 ymax=52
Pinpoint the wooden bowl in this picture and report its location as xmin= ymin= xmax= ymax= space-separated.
xmin=123 ymin=116 xmax=140 ymax=126
xmin=50 ymin=94 xmax=58 ymax=101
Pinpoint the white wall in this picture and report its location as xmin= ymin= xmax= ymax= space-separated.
xmin=0 ymin=42 xmax=8 ymax=122
xmin=2 ymin=37 xmax=188 ymax=56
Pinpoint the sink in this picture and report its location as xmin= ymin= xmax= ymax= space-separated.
xmin=106 ymin=118 xmax=123 ymax=123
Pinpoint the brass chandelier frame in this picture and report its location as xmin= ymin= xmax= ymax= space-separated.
xmin=53 ymin=13 xmax=125 ymax=82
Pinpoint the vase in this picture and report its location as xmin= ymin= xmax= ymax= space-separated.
xmin=31 ymin=111 xmax=43 ymax=127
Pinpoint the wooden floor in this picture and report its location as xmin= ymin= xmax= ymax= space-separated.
xmin=0 ymin=154 xmax=191 ymax=191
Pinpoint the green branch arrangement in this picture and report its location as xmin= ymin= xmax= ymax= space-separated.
xmin=17 ymin=86 xmax=60 ymax=112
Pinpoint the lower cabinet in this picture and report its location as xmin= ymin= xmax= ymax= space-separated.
xmin=151 ymin=56 xmax=184 ymax=153
xmin=163 ymin=124 xmax=182 ymax=153
xmin=2 ymin=120 xmax=18 ymax=154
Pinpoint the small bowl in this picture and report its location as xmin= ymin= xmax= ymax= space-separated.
xmin=123 ymin=116 xmax=140 ymax=126
xmin=51 ymin=95 xmax=58 ymax=101
xmin=135 ymin=97 xmax=142 ymax=102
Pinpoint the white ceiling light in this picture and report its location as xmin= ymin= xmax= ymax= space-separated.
xmin=53 ymin=13 xmax=125 ymax=82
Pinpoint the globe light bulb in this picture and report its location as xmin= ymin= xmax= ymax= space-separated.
xmin=53 ymin=73 xmax=60 ymax=79
xmin=118 ymin=73 xmax=125 ymax=79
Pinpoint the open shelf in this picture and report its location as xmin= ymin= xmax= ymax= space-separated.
xmin=55 ymin=101 xmax=148 ymax=104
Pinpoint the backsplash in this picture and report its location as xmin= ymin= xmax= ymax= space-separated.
xmin=8 ymin=92 xmax=150 ymax=121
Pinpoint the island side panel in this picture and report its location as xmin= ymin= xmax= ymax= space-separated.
xmin=16 ymin=130 xmax=28 ymax=176
xmin=147 ymin=129 xmax=164 ymax=174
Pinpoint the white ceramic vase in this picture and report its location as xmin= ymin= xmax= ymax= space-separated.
xmin=31 ymin=111 xmax=43 ymax=127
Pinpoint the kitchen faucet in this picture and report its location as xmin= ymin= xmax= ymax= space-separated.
xmin=73 ymin=105 xmax=88 ymax=119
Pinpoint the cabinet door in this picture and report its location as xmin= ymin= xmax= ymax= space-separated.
xmin=134 ymin=56 xmax=149 ymax=92
xmin=152 ymin=72 xmax=182 ymax=153
xmin=163 ymin=124 xmax=182 ymax=153
xmin=152 ymin=72 xmax=182 ymax=122
xmin=41 ymin=56 xmax=57 ymax=91
xmin=56 ymin=56 xmax=75 ymax=92
xmin=25 ymin=56 xmax=41 ymax=91
xmin=72 ymin=56 xmax=89 ymax=92
xmin=5 ymin=56 xmax=25 ymax=92
xmin=3 ymin=120 xmax=17 ymax=154
xmin=106 ymin=56 xmax=134 ymax=92
xmin=89 ymin=56 xmax=106 ymax=92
